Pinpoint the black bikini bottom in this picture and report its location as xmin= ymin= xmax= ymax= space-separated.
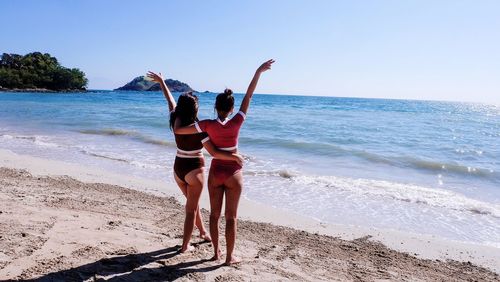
xmin=174 ymin=156 xmax=205 ymax=182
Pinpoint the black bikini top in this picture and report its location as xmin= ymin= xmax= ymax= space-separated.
xmin=174 ymin=132 xmax=208 ymax=151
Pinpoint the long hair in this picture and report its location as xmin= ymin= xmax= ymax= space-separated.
xmin=170 ymin=92 xmax=199 ymax=130
xmin=215 ymin=88 xmax=234 ymax=113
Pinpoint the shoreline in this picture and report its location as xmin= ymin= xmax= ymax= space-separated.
xmin=0 ymin=148 xmax=499 ymax=277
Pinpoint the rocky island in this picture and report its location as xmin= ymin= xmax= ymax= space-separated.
xmin=115 ymin=76 xmax=194 ymax=92
xmin=0 ymin=52 xmax=87 ymax=91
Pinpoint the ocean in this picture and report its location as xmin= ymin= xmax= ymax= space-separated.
xmin=1 ymin=91 xmax=499 ymax=247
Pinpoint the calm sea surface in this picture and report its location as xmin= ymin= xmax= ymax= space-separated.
xmin=1 ymin=91 xmax=499 ymax=246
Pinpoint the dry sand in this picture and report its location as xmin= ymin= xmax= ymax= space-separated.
xmin=0 ymin=167 xmax=498 ymax=281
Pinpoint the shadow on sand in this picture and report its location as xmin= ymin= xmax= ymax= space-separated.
xmin=22 ymin=244 xmax=223 ymax=281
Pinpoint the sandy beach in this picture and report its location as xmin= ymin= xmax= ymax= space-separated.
xmin=0 ymin=150 xmax=498 ymax=281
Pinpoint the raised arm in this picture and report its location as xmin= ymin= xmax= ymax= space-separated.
xmin=203 ymin=141 xmax=244 ymax=166
xmin=147 ymin=71 xmax=176 ymax=112
xmin=239 ymin=59 xmax=275 ymax=114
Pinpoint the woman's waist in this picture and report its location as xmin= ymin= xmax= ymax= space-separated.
xmin=175 ymin=155 xmax=204 ymax=161
xmin=213 ymin=146 xmax=238 ymax=159
xmin=213 ymin=144 xmax=238 ymax=154
xmin=211 ymin=158 xmax=242 ymax=167
xmin=176 ymin=147 xmax=203 ymax=158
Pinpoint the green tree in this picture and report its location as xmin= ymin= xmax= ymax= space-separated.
xmin=0 ymin=52 xmax=87 ymax=90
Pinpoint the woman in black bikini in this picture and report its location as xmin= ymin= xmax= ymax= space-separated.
xmin=147 ymin=71 xmax=243 ymax=253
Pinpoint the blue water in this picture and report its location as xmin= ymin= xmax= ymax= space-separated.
xmin=1 ymin=91 xmax=499 ymax=246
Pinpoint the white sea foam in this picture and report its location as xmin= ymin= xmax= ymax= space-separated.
xmin=78 ymin=148 xmax=129 ymax=163
xmin=1 ymin=134 xmax=61 ymax=148
xmin=289 ymin=174 xmax=500 ymax=218
xmin=129 ymin=160 xmax=167 ymax=170
xmin=33 ymin=138 xmax=60 ymax=148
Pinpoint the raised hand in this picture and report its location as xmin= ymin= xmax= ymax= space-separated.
xmin=147 ymin=71 xmax=164 ymax=84
xmin=147 ymin=71 xmax=176 ymax=111
xmin=256 ymin=59 xmax=275 ymax=74
xmin=240 ymin=59 xmax=275 ymax=114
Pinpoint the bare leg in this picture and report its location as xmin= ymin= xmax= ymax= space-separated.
xmin=174 ymin=172 xmax=188 ymax=198
xmin=208 ymin=173 xmax=225 ymax=260
xmin=223 ymin=172 xmax=243 ymax=265
xmin=195 ymin=206 xmax=211 ymax=241
xmin=174 ymin=171 xmax=209 ymax=243
xmin=175 ymin=176 xmax=207 ymax=237
xmin=176 ymin=169 xmax=204 ymax=253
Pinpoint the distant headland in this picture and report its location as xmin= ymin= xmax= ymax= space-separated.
xmin=0 ymin=52 xmax=196 ymax=93
xmin=115 ymin=76 xmax=194 ymax=92
xmin=0 ymin=52 xmax=88 ymax=92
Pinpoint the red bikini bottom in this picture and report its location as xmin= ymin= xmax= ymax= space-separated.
xmin=209 ymin=159 xmax=242 ymax=184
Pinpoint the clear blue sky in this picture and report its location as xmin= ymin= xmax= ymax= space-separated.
xmin=1 ymin=0 xmax=499 ymax=103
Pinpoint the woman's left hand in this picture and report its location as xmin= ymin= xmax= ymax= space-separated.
xmin=147 ymin=71 xmax=164 ymax=84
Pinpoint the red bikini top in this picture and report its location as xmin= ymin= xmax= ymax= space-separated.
xmin=195 ymin=111 xmax=246 ymax=150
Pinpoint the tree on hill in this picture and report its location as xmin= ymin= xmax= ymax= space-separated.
xmin=0 ymin=52 xmax=88 ymax=91
xmin=115 ymin=76 xmax=194 ymax=92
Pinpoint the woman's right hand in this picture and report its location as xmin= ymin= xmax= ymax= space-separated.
xmin=233 ymin=153 xmax=245 ymax=167
xmin=147 ymin=71 xmax=164 ymax=84
xmin=256 ymin=59 xmax=275 ymax=74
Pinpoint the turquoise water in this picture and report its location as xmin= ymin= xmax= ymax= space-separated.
xmin=1 ymin=91 xmax=499 ymax=246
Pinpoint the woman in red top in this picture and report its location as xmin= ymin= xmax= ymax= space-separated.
xmin=175 ymin=59 xmax=274 ymax=264
xmin=147 ymin=71 xmax=243 ymax=253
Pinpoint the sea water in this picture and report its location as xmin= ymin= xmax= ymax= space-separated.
xmin=0 ymin=91 xmax=499 ymax=247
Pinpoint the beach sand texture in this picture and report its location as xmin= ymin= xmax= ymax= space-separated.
xmin=0 ymin=167 xmax=498 ymax=281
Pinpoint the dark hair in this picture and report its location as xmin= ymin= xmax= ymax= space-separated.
xmin=215 ymin=88 xmax=234 ymax=113
xmin=170 ymin=92 xmax=199 ymax=130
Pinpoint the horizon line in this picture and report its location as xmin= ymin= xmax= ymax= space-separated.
xmin=87 ymin=89 xmax=498 ymax=106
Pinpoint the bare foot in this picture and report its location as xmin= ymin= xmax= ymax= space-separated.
xmin=224 ymin=255 xmax=242 ymax=266
xmin=180 ymin=244 xmax=195 ymax=253
xmin=200 ymin=233 xmax=212 ymax=242
xmin=210 ymin=249 xmax=222 ymax=261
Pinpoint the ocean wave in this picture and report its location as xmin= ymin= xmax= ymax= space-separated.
xmin=78 ymin=148 xmax=167 ymax=170
xmin=286 ymin=174 xmax=500 ymax=218
xmin=1 ymin=134 xmax=61 ymax=148
xmin=244 ymin=165 xmax=500 ymax=218
xmin=239 ymin=137 xmax=349 ymax=155
xmin=78 ymin=128 xmax=176 ymax=148
xmin=78 ymin=149 xmax=129 ymax=163
xmin=407 ymin=158 xmax=495 ymax=177
xmin=353 ymin=151 xmax=500 ymax=179
xmin=244 ymin=169 xmax=298 ymax=178
xmin=77 ymin=128 xmax=254 ymax=160
xmin=239 ymin=136 xmax=497 ymax=180
xmin=78 ymin=129 xmax=135 ymax=136
xmin=354 ymin=151 xmax=497 ymax=179
xmin=139 ymin=137 xmax=174 ymax=147
xmin=129 ymin=160 xmax=167 ymax=170
xmin=33 ymin=139 xmax=60 ymax=148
